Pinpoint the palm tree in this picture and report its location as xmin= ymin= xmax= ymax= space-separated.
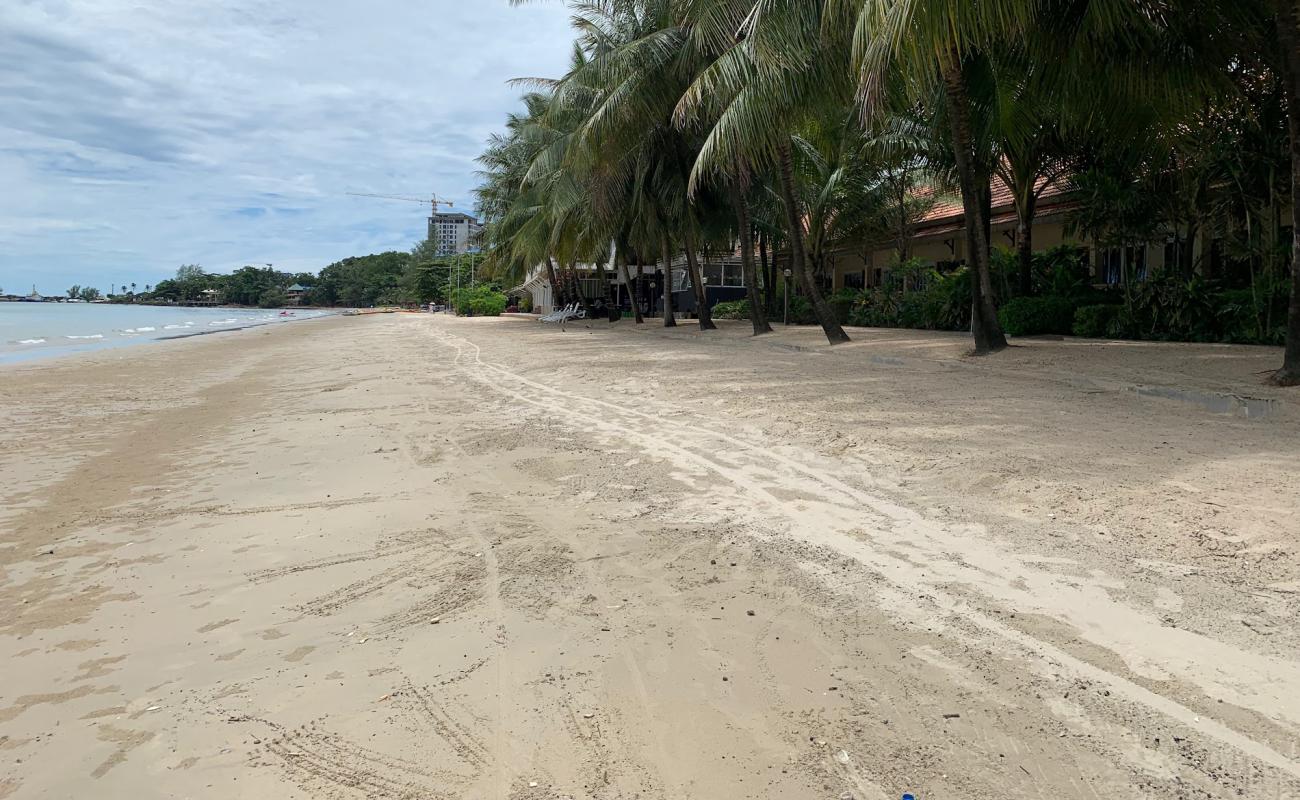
xmin=677 ymin=0 xmax=855 ymax=343
xmin=548 ymin=0 xmax=720 ymax=331
xmin=1268 ymin=0 xmax=1300 ymax=385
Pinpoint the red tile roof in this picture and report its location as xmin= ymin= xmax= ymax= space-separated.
xmin=915 ymin=175 xmax=1071 ymax=227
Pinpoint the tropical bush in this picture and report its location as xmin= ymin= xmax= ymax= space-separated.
xmin=844 ymin=261 xmax=972 ymax=331
xmin=711 ymin=300 xmax=750 ymax=320
xmin=1072 ymin=304 xmax=1124 ymax=338
xmin=998 ymin=296 xmax=1078 ymax=336
xmin=827 ymin=289 xmax=859 ymax=325
xmin=449 ymin=285 xmax=508 ymax=316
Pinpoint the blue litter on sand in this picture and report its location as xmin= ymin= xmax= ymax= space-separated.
xmin=902 ymin=795 xmax=916 ymax=800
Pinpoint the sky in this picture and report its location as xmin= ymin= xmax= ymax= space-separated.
xmin=0 ymin=0 xmax=575 ymax=295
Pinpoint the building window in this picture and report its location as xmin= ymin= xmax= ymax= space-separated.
xmin=1164 ymin=238 xmax=1191 ymax=274
xmin=843 ymin=270 xmax=865 ymax=290
xmin=1100 ymin=248 xmax=1122 ymax=285
xmin=1099 ymin=246 xmax=1147 ymax=284
xmin=1128 ymin=245 xmax=1148 ymax=282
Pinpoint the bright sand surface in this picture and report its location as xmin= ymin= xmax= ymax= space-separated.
xmin=2 ymin=313 xmax=1299 ymax=799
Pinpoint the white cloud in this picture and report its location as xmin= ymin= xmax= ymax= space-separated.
xmin=0 ymin=0 xmax=574 ymax=291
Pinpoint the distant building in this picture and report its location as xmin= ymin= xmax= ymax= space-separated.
xmin=428 ymin=212 xmax=482 ymax=256
xmin=286 ymin=283 xmax=312 ymax=305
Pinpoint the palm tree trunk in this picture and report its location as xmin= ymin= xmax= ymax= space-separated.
xmin=545 ymin=257 xmax=563 ymax=309
xmin=619 ymin=245 xmax=644 ymax=324
xmin=759 ymin=232 xmax=774 ymax=312
xmin=566 ymin=261 xmax=591 ymax=314
xmin=1272 ymin=0 xmax=1300 ymax=385
xmin=731 ymin=181 xmax=772 ymax=335
xmin=598 ymin=257 xmax=615 ymax=321
xmin=895 ymin=177 xmax=911 ymax=261
xmin=941 ymin=59 xmax=1008 ymax=354
xmin=1016 ymin=194 xmax=1036 ymax=297
xmin=634 ymin=258 xmax=645 ymax=323
xmin=776 ymin=138 xmax=850 ymax=344
xmin=682 ymin=225 xmax=716 ymax=330
xmin=660 ymin=234 xmax=676 ymax=328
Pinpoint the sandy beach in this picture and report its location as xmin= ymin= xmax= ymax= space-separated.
xmin=2 ymin=313 xmax=1299 ymax=799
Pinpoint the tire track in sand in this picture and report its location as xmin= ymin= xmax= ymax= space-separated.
xmin=429 ymin=324 xmax=1300 ymax=787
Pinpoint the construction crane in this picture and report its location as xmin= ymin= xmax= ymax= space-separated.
xmin=345 ymin=192 xmax=454 ymax=215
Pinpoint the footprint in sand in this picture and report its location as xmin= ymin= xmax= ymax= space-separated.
xmin=259 ymin=628 xmax=287 ymax=640
xmin=284 ymin=646 xmax=315 ymax=663
xmin=90 ymin=726 xmax=154 ymax=779
xmin=197 ymin=619 xmax=239 ymax=633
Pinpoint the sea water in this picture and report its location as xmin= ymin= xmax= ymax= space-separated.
xmin=0 ymin=303 xmax=334 ymax=365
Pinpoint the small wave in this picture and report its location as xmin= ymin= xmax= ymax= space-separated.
xmin=18 ymin=338 xmax=46 ymax=345
xmin=135 ymin=326 xmax=156 ymax=332
xmin=208 ymin=318 xmax=239 ymax=326
xmin=66 ymin=334 xmax=104 ymax=340
xmin=163 ymin=324 xmax=185 ymax=330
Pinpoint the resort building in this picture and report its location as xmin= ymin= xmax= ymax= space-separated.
xmin=513 ymin=176 xmax=1291 ymax=318
xmin=285 ymin=284 xmax=313 ymax=305
xmin=825 ymin=178 xmax=1289 ymax=291
xmin=512 ymin=251 xmax=749 ymax=317
xmin=429 ymin=212 xmax=483 ymax=256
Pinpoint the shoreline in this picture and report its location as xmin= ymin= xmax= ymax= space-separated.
xmin=0 ymin=310 xmax=344 ymax=370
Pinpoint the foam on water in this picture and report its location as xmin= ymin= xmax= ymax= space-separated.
xmin=1 ymin=304 xmax=334 ymax=364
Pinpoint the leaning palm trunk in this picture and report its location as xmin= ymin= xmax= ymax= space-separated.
xmin=598 ymin=258 xmax=616 ymax=321
xmin=730 ymin=182 xmax=772 ymax=335
xmin=544 ymin=257 xmax=563 ymax=310
xmin=660 ymin=235 xmax=676 ymax=328
xmin=777 ymin=139 xmax=850 ymax=344
xmin=941 ymin=60 xmax=1008 ymax=354
xmin=682 ymin=226 xmax=716 ymax=330
xmin=617 ymin=246 xmax=644 ymax=324
xmin=759 ymin=232 xmax=775 ymax=314
xmin=634 ymin=259 xmax=645 ymax=324
xmin=565 ymin=261 xmax=591 ymax=314
xmin=1272 ymin=0 xmax=1300 ymax=385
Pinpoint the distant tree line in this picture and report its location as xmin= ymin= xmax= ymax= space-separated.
xmin=115 ymin=238 xmax=500 ymax=309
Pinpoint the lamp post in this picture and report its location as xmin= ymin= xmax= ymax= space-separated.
xmin=783 ymin=268 xmax=792 ymax=326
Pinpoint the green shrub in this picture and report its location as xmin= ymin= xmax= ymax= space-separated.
xmin=1073 ymin=304 xmax=1124 ymax=338
xmin=998 ymin=296 xmax=1077 ymax=336
xmin=788 ymin=295 xmax=817 ymax=325
xmin=1033 ymin=245 xmax=1093 ymax=298
xmin=711 ymin=300 xmax=750 ymax=320
xmin=449 ymin=285 xmax=508 ymax=316
xmin=842 ymin=267 xmax=971 ymax=331
xmin=827 ymin=289 xmax=858 ymax=325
